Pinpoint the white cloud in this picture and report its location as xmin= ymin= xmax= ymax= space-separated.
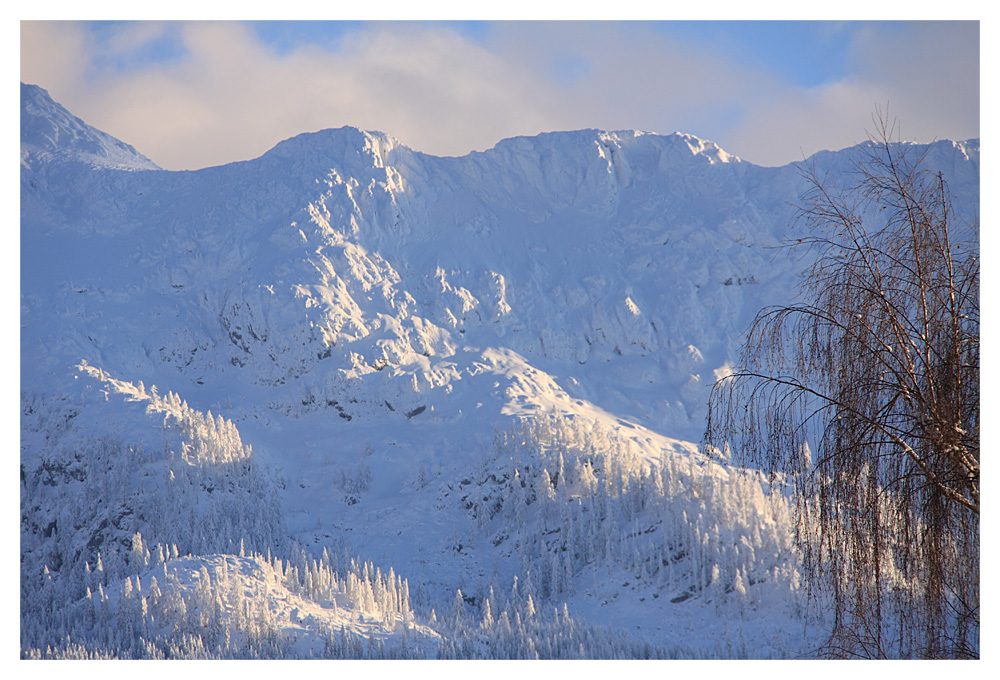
xmin=19 ymin=20 xmax=980 ymax=170
xmin=101 ymin=21 xmax=172 ymax=58
xmin=20 ymin=22 xmax=91 ymax=96
xmin=721 ymin=21 xmax=979 ymax=165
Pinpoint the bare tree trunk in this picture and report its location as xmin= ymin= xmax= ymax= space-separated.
xmin=705 ymin=113 xmax=979 ymax=659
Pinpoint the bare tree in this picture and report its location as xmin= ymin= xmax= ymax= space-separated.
xmin=706 ymin=115 xmax=979 ymax=658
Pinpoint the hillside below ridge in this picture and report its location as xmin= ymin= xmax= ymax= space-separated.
xmin=20 ymin=83 xmax=981 ymax=444
xmin=19 ymin=83 xmax=981 ymax=659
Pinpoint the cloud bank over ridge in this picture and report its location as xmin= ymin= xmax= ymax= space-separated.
xmin=20 ymin=20 xmax=980 ymax=171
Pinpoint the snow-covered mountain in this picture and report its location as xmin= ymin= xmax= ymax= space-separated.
xmin=20 ymin=82 xmax=980 ymax=659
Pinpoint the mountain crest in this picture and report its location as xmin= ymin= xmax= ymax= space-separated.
xmin=20 ymin=82 xmax=160 ymax=171
xmin=20 ymin=83 xmax=980 ymax=660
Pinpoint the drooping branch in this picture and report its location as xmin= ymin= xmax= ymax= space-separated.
xmin=705 ymin=112 xmax=979 ymax=659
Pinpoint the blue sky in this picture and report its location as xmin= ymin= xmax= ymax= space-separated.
xmin=20 ymin=19 xmax=980 ymax=171
xmin=246 ymin=20 xmax=858 ymax=88
xmin=653 ymin=22 xmax=856 ymax=88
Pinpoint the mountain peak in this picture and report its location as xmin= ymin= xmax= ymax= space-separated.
xmin=668 ymin=131 xmax=741 ymax=164
xmin=487 ymin=128 xmax=740 ymax=167
xmin=20 ymin=82 xmax=161 ymax=171
xmin=20 ymin=82 xmax=980 ymax=660
xmin=261 ymin=125 xmax=407 ymax=167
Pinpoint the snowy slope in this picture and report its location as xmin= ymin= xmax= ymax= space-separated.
xmin=20 ymin=83 xmax=980 ymax=659
xmin=21 ymin=83 xmax=161 ymax=172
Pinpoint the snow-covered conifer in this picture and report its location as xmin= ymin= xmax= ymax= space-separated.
xmin=481 ymin=599 xmax=494 ymax=630
xmin=452 ymin=588 xmax=466 ymax=625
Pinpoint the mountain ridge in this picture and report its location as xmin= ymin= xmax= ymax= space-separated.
xmin=22 ymin=82 xmax=980 ymax=178
xmin=20 ymin=82 xmax=980 ymax=659
xmin=21 ymin=81 xmax=980 ymax=442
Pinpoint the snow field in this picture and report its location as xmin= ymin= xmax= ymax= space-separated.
xmin=20 ymin=83 xmax=979 ymax=658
